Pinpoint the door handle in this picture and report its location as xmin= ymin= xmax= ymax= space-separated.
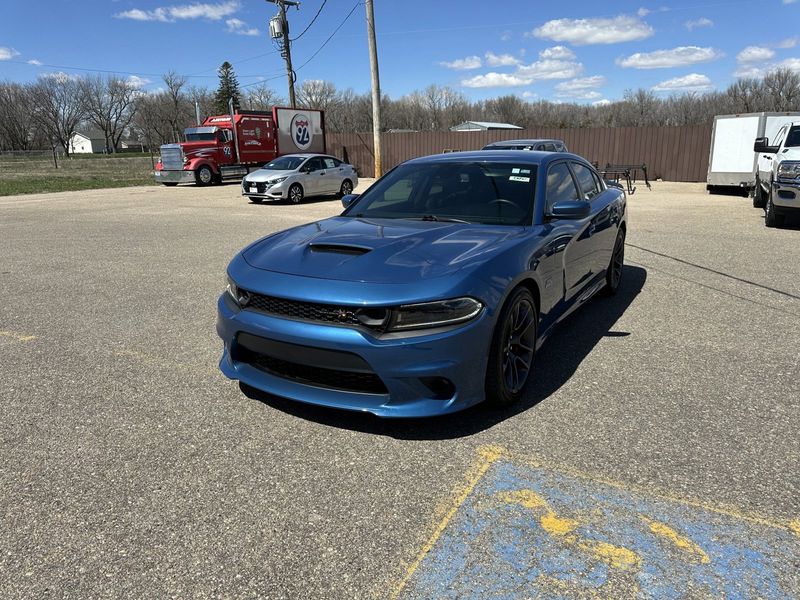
xmin=763 ymin=155 xmax=772 ymax=160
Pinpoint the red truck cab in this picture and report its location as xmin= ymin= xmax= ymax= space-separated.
xmin=154 ymin=108 xmax=324 ymax=186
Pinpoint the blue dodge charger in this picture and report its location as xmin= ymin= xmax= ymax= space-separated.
xmin=217 ymin=151 xmax=626 ymax=417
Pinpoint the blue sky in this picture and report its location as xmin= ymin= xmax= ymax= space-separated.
xmin=1 ymin=0 xmax=798 ymax=103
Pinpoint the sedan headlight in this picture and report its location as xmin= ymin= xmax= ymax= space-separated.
xmin=388 ymin=298 xmax=483 ymax=331
xmin=225 ymin=275 xmax=251 ymax=307
xmin=777 ymin=161 xmax=800 ymax=180
xmin=270 ymin=176 xmax=288 ymax=184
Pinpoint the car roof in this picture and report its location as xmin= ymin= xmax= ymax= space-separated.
xmin=483 ymin=138 xmax=565 ymax=147
xmin=278 ymin=153 xmax=338 ymax=159
xmin=403 ymin=150 xmax=588 ymax=168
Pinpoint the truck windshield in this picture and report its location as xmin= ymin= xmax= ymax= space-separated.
xmin=343 ymin=161 xmax=537 ymax=226
xmin=786 ymin=127 xmax=800 ymax=147
xmin=263 ymin=156 xmax=306 ymax=170
xmin=185 ymin=133 xmax=217 ymax=142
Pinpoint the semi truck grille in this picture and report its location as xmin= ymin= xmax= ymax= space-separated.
xmin=243 ymin=292 xmax=373 ymax=329
xmin=160 ymin=144 xmax=184 ymax=170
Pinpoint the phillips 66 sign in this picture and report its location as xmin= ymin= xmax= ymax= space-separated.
xmin=274 ymin=107 xmax=326 ymax=154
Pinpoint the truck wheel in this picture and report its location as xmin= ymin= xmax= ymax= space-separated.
xmin=161 ymin=183 xmax=178 ymax=187
xmin=753 ymin=175 xmax=766 ymax=208
xmin=288 ymin=183 xmax=304 ymax=204
xmin=339 ymin=179 xmax=353 ymax=197
xmin=485 ymin=287 xmax=538 ymax=408
xmin=195 ymin=166 xmax=213 ymax=186
xmin=765 ymin=186 xmax=785 ymax=228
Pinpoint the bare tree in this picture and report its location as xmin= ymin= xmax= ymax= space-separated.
xmin=29 ymin=73 xmax=87 ymax=155
xmin=243 ymin=84 xmax=284 ymax=112
xmin=297 ymin=79 xmax=339 ymax=112
xmin=0 ymin=82 xmax=38 ymax=150
xmin=762 ymin=68 xmax=800 ymax=111
xmin=80 ymin=75 xmax=139 ymax=152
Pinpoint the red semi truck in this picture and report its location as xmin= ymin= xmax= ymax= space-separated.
xmin=154 ymin=106 xmax=326 ymax=186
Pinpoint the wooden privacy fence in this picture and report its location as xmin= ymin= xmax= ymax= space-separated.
xmin=327 ymin=125 xmax=712 ymax=182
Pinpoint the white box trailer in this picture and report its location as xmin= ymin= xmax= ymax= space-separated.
xmin=707 ymin=112 xmax=800 ymax=192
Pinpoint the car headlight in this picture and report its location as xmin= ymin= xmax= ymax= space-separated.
xmin=270 ymin=176 xmax=288 ymax=184
xmin=387 ymin=297 xmax=483 ymax=331
xmin=777 ymin=161 xmax=800 ymax=180
xmin=225 ymin=275 xmax=251 ymax=307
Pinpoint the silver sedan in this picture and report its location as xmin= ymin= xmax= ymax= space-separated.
xmin=242 ymin=154 xmax=358 ymax=204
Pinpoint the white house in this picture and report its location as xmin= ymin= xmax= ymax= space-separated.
xmin=68 ymin=131 xmax=106 ymax=154
xmin=449 ymin=121 xmax=523 ymax=132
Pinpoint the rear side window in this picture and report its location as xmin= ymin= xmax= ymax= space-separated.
xmin=543 ymin=143 xmax=557 ymax=152
xmin=323 ymin=158 xmax=337 ymax=169
xmin=571 ymin=162 xmax=601 ymax=199
xmin=546 ymin=162 xmax=580 ymax=212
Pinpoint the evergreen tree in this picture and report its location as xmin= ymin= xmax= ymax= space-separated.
xmin=214 ymin=62 xmax=242 ymax=114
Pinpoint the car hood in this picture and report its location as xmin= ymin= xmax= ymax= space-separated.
xmin=245 ymin=169 xmax=295 ymax=182
xmin=779 ymin=148 xmax=800 ymax=161
xmin=242 ymin=217 xmax=527 ymax=283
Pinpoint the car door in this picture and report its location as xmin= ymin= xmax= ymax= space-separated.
xmin=544 ymin=161 xmax=594 ymax=302
xmin=759 ymin=125 xmax=786 ymax=184
xmin=320 ymin=156 xmax=341 ymax=193
xmin=571 ymin=161 xmax=617 ymax=275
xmin=301 ymin=157 xmax=323 ymax=195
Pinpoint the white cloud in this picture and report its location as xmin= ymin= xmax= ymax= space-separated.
xmin=555 ymin=75 xmax=607 ymax=99
xmin=461 ymin=73 xmax=534 ymax=88
xmin=734 ymin=65 xmax=764 ymax=78
xmin=0 ymin=47 xmax=20 ymax=60
xmin=685 ymin=17 xmax=713 ymax=31
xmin=593 ymin=99 xmax=611 ymax=106
xmin=783 ymin=0 xmax=798 ymax=4
xmin=539 ymin=46 xmax=575 ymax=60
xmin=116 ymin=1 xmax=239 ymax=22
xmin=127 ymin=75 xmax=151 ymax=88
xmin=617 ymin=46 xmax=722 ymax=69
xmin=439 ymin=55 xmax=482 ymax=70
xmin=517 ymin=58 xmax=583 ymax=80
xmin=461 ymin=46 xmax=583 ymax=88
xmin=225 ymin=17 xmax=259 ymax=36
xmin=777 ymin=57 xmax=800 ymax=72
xmin=637 ymin=7 xmax=650 ymax=16
xmin=652 ymin=73 xmax=713 ymax=92
xmin=521 ymin=91 xmax=537 ymax=99
xmin=485 ymin=51 xmax=520 ymax=67
xmin=500 ymin=31 xmax=512 ymax=42
xmin=737 ymin=46 xmax=775 ymax=63
xmin=532 ymin=15 xmax=654 ymax=45
xmin=27 ymin=59 xmax=43 ymax=66
xmin=777 ymin=37 xmax=798 ymax=49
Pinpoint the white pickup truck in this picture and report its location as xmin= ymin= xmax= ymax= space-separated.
xmin=754 ymin=122 xmax=800 ymax=227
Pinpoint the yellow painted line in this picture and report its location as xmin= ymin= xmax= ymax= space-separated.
xmin=389 ymin=444 xmax=506 ymax=599
xmin=644 ymin=518 xmax=710 ymax=564
xmin=0 ymin=330 xmax=36 ymax=342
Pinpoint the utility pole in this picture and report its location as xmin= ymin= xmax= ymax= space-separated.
xmin=267 ymin=0 xmax=298 ymax=108
xmin=365 ymin=0 xmax=382 ymax=177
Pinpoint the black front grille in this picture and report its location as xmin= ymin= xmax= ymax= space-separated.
xmin=244 ymin=292 xmax=373 ymax=329
xmin=249 ymin=353 xmax=388 ymax=394
xmin=256 ymin=182 xmax=267 ymax=193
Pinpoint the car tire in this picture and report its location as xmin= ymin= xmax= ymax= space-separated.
xmin=485 ymin=287 xmax=538 ymax=408
xmin=603 ymin=227 xmax=626 ymax=296
xmin=161 ymin=182 xmax=178 ymax=187
xmin=249 ymin=196 xmax=263 ymax=204
xmin=339 ymin=179 xmax=353 ymax=198
xmin=195 ymin=165 xmax=213 ymax=186
xmin=753 ymin=175 xmax=766 ymax=208
xmin=288 ymin=183 xmax=304 ymax=204
xmin=765 ymin=183 xmax=785 ymax=228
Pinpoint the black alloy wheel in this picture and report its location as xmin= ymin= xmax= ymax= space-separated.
xmin=340 ymin=179 xmax=353 ymax=197
xmin=195 ymin=165 xmax=213 ymax=186
xmin=289 ymin=183 xmax=304 ymax=204
xmin=604 ymin=228 xmax=626 ymax=295
xmin=765 ymin=182 xmax=784 ymax=228
xmin=753 ymin=175 xmax=766 ymax=208
xmin=485 ymin=287 xmax=538 ymax=408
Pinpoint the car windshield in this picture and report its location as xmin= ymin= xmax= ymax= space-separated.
xmin=786 ymin=127 xmax=800 ymax=147
xmin=346 ymin=161 xmax=537 ymax=225
xmin=262 ymin=156 xmax=306 ymax=170
xmin=185 ymin=133 xmax=216 ymax=142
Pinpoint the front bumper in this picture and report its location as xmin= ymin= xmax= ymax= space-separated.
xmin=772 ymin=179 xmax=800 ymax=212
xmin=216 ymin=293 xmax=494 ymax=417
xmin=154 ymin=169 xmax=195 ymax=184
xmin=242 ymin=180 xmax=288 ymax=200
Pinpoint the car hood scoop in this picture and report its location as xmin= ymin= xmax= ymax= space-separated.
xmin=242 ymin=217 xmax=526 ymax=283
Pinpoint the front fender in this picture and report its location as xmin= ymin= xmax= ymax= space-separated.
xmin=185 ymin=158 xmax=219 ymax=174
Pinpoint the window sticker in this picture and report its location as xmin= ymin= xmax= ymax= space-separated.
xmin=509 ymin=176 xmax=530 ymax=182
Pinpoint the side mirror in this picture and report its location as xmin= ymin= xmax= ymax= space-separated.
xmin=550 ymin=200 xmax=591 ymax=220
xmin=341 ymin=194 xmax=359 ymax=209
xmin=754 ymin=137 xmax=778 ymax=153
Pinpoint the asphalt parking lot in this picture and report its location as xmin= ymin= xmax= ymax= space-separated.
xmin=1 ymin=181 xmax=799 ymax=598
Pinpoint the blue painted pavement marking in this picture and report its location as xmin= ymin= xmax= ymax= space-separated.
xmin=401 ymin=459 xmax=799 ymax=599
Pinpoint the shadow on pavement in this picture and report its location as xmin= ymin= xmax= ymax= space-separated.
xmin=241 ymin=265 xmax=647 ymax=440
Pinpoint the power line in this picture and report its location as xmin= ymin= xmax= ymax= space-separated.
xmin=294 ymin=1 xmax=361 ymax=72
xmin=290 ymin=0 xmax=327 ymax=41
